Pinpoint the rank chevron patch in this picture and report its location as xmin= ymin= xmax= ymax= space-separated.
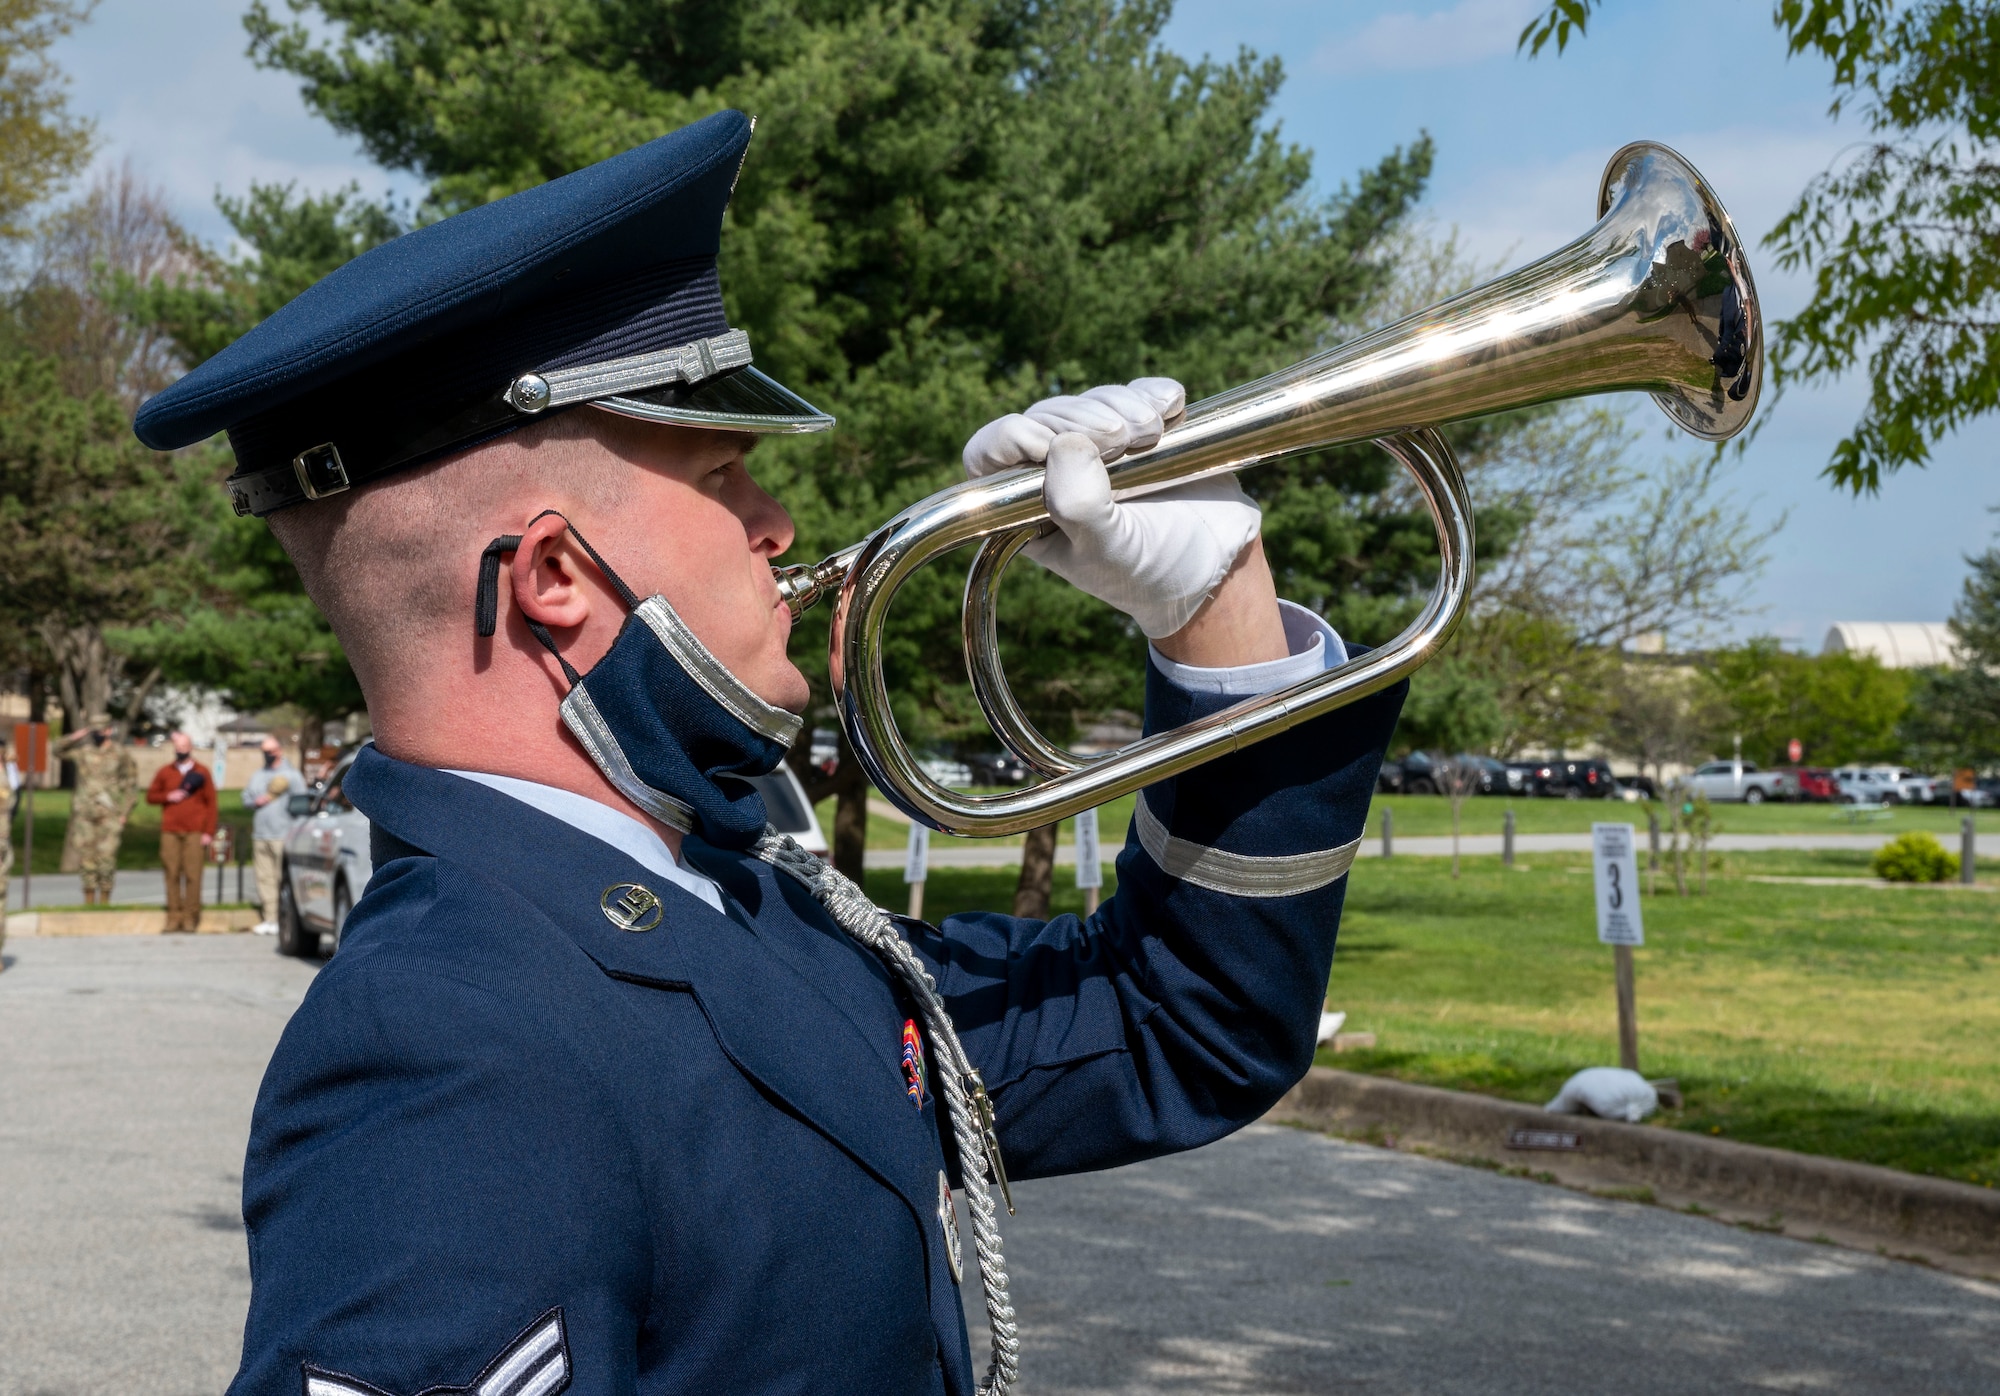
xmin=302 ymin=1307 xmax=570 ymax=1396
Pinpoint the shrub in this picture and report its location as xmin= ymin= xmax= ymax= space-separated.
xmin=1871 ymin=832 xmax=1958 ymax=883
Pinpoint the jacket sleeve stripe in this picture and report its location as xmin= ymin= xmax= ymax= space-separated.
xmin=1134 ymin=791 xmax=1359 ymax=897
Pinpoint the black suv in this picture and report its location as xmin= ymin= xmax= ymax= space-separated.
xmin=1381 ymin=752 xmax=1524 ymax=796
xmin=1526 ymin=758 xmax=1619 ymax=799
xmin=965 ymin=751 xmax=1030 ymax=786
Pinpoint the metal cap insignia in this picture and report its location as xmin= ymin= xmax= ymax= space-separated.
xmin=600 ymin=882 xmax=663 ymax=932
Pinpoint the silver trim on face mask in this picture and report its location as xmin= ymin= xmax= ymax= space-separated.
xmin=632 ymin=595 xmax=804 ymax=749
xmin=559 ymin=685 xmax=698 ymax=833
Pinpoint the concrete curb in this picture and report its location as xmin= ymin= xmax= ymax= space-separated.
xmin=1270 ymin=1068 xmax=2000 ymax=1273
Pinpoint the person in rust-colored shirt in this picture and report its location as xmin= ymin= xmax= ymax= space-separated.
xmin=146 ymin=731 xmax=217 ymax=932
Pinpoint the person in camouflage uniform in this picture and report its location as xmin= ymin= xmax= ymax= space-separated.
xmin=62 ymin=726 xmax=140 ymax=905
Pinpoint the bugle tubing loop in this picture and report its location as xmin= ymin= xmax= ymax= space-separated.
xmin=773 ymin=141 xmax=1762 ymax=838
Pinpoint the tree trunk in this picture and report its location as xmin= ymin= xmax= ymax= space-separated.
xmin=301 ymin=712 xmax=326 ymax=754
xmin=119 ymin=664 xmax=161 ymax=738
xmin=39 ymin=619 xmax=115 ymax=736
xmin=831 ymin=729 xmax=869 ymax=884
xmin=26 ymin=668 xmax=46 ymax=724
xmin=1013 ymin=822 xmax=1058 ymax=919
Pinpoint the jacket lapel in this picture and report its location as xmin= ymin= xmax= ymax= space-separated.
xmin=345 ymin=747 xmax=941 ymax=1240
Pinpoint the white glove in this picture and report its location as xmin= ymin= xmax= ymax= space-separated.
xmin=962 ymin=378 xmax=1261 ymax=640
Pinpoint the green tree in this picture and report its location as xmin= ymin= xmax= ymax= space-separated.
xmin=118 ymin=183 xmax=401 ymax=747
xmin=1900 ymin=543 xmax=2000 ymax=767
xmin=1522 ymin=1 xmax=2000 ymax=493
xmin=1703 ymin=637 xmax=1913 ymax=767
xmin=242 ymin=0 xmax=1438 ymax=877
xmin=0 ymin=354 xmax=209 ymax=735
xmin=0 ymin=0 xmax=94 ymax=243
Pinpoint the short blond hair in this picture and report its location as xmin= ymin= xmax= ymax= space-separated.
xmin=266 ymin=411 xmax=629 ymax=701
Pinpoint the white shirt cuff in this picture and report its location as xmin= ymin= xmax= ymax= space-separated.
xmin=1147 ymin=600 xmax=1349 ymax=697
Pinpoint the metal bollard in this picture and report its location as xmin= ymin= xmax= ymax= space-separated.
xmin=1964 ymin=814 xmax=1978 ymax=886
xmin=1502 ymin=809 xmax=1515 ymax=867
xmin=1382 ymin=807 xmax=1393 ymax=859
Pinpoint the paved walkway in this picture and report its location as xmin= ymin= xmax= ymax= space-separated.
xmin=5 ymin=936 xmax=1997 ymax=1394
xmin=970 ymin=1123 xmax=2000 ymax=1394
xmin=5 ymin=867 xmax=256 ymax=910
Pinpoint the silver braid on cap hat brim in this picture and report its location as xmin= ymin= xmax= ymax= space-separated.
xmin=752 ymin=829 xmax=1020 ymax=1396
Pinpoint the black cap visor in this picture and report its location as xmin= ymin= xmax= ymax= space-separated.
xmin=593 ymin=365 xmax=833 ymax=434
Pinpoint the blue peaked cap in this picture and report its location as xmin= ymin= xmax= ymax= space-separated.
xmin=134 ymin=110 xmax=830 ymax=517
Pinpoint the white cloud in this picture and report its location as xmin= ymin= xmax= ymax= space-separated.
xmin=1313 ymin=0 xmax=1543 ymax=75
xmin=1426 ymin=125 xmax=1855 ymax=318
xmin=51 ymin=0 xmax=418 ymax=250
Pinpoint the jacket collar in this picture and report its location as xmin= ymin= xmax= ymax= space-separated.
xmin=344 ymin=746 xmax=942 ymax=1256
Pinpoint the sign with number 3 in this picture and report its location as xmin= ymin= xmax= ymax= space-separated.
xmin=1592 ymin=823 xmax=1644 ymax=946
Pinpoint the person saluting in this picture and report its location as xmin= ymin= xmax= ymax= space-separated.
xmin=134 ymin=111 xmax=1402 ymax=1396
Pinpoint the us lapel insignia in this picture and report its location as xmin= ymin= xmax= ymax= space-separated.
xmin=900 ymin=1017 xmax=926 ymax=1108
xmin=600 ymin=881 xmax=663 ymax=932
xmin=937 ymin=1170 xmax=963 ymax=1286
xmin=303 ymin=1306 xmax=570 ymax=1396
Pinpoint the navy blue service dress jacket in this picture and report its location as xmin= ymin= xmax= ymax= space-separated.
xmin=228 ymin=662 xmax=1403 ymax=1396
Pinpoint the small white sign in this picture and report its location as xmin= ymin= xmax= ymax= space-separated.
xmin=1592 ymin=822 xmax=1643 ymax=946
xmin=1074 ymin=807 xmax=1103 ymax=890
xmin=903 ymin=821 xmax=930 ymax=885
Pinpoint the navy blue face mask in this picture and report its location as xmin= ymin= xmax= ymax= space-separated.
xmin=474 ymin=511 xmax=801 ymax=850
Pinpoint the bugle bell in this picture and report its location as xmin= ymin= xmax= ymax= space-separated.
xmin=774 ymin=141 xmax=1762 ymax=838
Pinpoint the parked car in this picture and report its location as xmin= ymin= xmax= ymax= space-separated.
xmin=1449 ymin=754 xmax=1526 ymax=795
xmin=1506 ymin=761 xmax=1546 ymax=795
xmin=807 ymin=727 xmax=840 ymax=775
xmin=276 ymin=756 xmax=830 ymax=959
xmin=1686 ymin=760 xmax=1793 ymax=804
xmin=1785 ymin=766 xmax=1839 ymax=802
xmin=1526 ymin=758 xmax=1620 ymax=799
xmin=277 ymin=751 xmax=369 ymax=957
xmin=1614 ymin=772 xmax=1658 ymax=800
xmin=1395 ymin=750 xmax=1439 ymax=795
xmin=749 ymin=766 xmax=830 ymax=858
xmin=919 ymin=756 xmax=974 ymax=788
xmin=1832 ymin=765 xmax=1932 ymax=805
xmin=965 ymin=751 xmax=1030 ymax=786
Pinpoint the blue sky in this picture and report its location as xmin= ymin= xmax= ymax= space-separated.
xmin=53 ymin=0 xmax=1999 ymax=648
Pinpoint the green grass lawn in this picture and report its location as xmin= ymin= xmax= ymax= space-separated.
xmin=879 ymin=849 xmax=1999 ymax=1188
xmin=1357 ymin=793 xmax=1999 ymax=839
xmin=7 ymin=788 xmax=259 ymax=874
xmin=819 ymin=788 xmax=1997 ymax=855
xmin=1325 ymin=849 xmax=2000 ymax=1188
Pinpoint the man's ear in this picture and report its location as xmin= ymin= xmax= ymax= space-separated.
xmin=510 ymin=511 xmax=592 ymax=632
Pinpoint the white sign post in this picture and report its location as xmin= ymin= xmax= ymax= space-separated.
xmin=1592 ymin=822 xmax=1644 ymax=1072
xmin=903 ymin=821 xmax=930 ymax=921
xmin=1074 ymin=807 xmax=1103 ymax=915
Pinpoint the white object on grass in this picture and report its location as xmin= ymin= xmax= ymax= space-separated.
xmin=1545 ymin=1067 xmax=1658 ymax=1123
xmin=1316 ymin=1010 xmax=1347 ymax=1046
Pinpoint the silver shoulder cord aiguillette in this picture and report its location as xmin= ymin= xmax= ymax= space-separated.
xmin=752 ymin=830 xmax=1020 ymax=1396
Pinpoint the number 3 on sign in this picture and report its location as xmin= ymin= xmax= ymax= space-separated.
xmin=1592 ymin=823 xmax=1644 ymax=946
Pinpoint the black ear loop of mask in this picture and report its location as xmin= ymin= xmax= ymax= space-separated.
xmin=473 ymin=509 xmax=640 ymax=687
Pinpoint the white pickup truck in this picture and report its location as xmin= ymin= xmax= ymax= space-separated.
xmin=1684 ymin=760 xmax=1793 ymax=804
xmin=1831 ymin=766 xmax=1935 ymax=806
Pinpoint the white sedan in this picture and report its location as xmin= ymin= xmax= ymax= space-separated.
xmin=277 ymin=753 xmax=830 ymax=957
